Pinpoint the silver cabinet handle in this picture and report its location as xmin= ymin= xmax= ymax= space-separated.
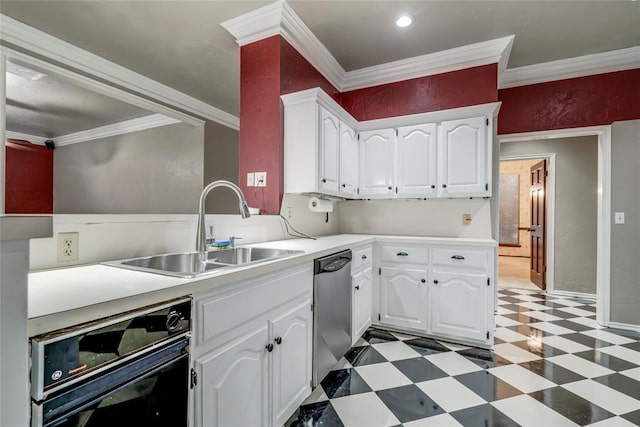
xmin=397 ymin=252 xmax=409 ymax=257
xmin=451 ymin=255 xmax=465 ymax=260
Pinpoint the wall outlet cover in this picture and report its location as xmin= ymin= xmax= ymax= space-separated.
xmin=463 ymin=213 xmax=472 ymax=225
xmin=255 ymin=172 xmax=267 ymax=187
xmin=57 ymin=232 xmax=79 ymax=262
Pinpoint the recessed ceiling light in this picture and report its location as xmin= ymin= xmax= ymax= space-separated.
xmin=396 ymin=14 xmax=414 ymax=28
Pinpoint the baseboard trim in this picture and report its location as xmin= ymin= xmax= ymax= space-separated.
xmin=548 ymin=290 xmax=596 ymax=300
xmin=607 ymin=321 xmax=640 ymax=333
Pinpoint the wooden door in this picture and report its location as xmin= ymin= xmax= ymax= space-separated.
xmin=530 ymin=159 xmax=547 ymax=288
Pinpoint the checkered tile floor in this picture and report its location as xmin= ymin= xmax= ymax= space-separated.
xmin=286 ymin=288 xmax=640 ymax=426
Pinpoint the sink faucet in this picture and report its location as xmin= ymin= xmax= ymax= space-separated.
xmin=196 ymin=180 xmax=251 ymax=253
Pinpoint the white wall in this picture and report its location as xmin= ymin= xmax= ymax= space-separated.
xmin=29 ymin=194 xmax=340 ymax=270
xmin=338 ymin=199 xmax=492 ymax=238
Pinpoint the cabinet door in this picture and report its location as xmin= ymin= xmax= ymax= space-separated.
xmin=396 ymin=124 xmax=437 ymax=197
xmin=318 ymin=107 xmax=340 ymax=194
xmin=195 ymin=325 xmax=269 ymax=427
xmin=339 ymin=122 xmax=359 ymax=197
xmin=352 ymin=267 xmax=373 ymax=344
xmin=270 ymin=300 xmax=313 ymax=427
xmin=379 ymin=266 xmax=428 ymax=332
xmin=438 ymin=116 xmax=488 ymax=197
xmin=429 ymin=271 xmax=489 ymax=343
xmin=359 ymin=129 xmax=394 ymax=197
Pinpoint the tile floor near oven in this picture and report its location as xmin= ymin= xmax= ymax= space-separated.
xmin=286 ymin=289 xmax=640 ymax=427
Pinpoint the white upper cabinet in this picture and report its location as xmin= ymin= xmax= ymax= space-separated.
xmin=438 ymin=116 xmax=489 ymax=197
xmin=359 ymin=129 xmax=395 ymax=198
xmin=396 ymin=124 xmax=438 ymax=198
xmin=318 ymin=107 xmax=340 ymax=194
xmin=282 ymin=88 xmax=497 ymax=200
xmin=339 ymin=122 xmax=359 ymax=197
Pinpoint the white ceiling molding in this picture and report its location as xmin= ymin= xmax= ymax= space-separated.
xmin=341 ymin=36 xmax=515 ymax=91
xmin=2 ymin=46 xmax=204 ymax=128
xmin=279 ymin=2 xmax=345 ymax=90
xmin=5 ymin=130 xmax=47 ymax=145
xmin=53 ymin=113 xmax=180 ymax=147
xmin=500 ymin=46 xmax=640 ymax=89
xmin=0 ymin=14 xmax=239 ymax=130
xmin=222 ymin=1 xmax=345 ymax=90
xmin=222 ymin=1 xmax=513 ymax=92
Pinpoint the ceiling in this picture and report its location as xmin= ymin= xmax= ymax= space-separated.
xmin=5 ymin=59 xmax=152 ymax=138
xmin=1 ymin=0 xmax=639 ymax=121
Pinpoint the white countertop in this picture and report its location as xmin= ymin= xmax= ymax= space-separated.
xmin=28 ymin=234 xmax=495 ymax=336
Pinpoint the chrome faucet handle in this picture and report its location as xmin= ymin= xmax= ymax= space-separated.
xmin=229 ymin=236 xmax=243 ymax=248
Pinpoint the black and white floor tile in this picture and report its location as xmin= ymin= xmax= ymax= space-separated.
xmin=286 ymin=288 xmax=640 ymax=427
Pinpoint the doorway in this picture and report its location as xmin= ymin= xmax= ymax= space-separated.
xmin=498 ymin=156 xmax=553 ymax=291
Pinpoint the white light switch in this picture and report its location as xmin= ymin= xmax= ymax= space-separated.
xmin=246 ymin=172 xmax=255 ymax=187
xmin=615 ymin=212 xmax=625 ymax=224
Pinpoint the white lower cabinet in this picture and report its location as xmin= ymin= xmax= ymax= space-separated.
xmin=270 ymin=300 xmax=313 ymax=427
xmin=379 ymin=266 xmax=428 ymax=332
xmin=374 ymin=243 xmax=495 ymax=347
xmin=429 ymin=271 xmax=489 ymax=343
xmin=195 ymin=325 xmax=269 ymax=427
xmin=352 ymin=266 xmax=372 ymax=342
xmin=191 ymin=265 xmax=313 ymax=427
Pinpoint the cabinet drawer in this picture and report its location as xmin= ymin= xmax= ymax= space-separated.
xmin=431 ymin=248 xmax=490 ymax=270
xmin=380 ymin=246 xmax=428 ymax=264
xmin=352 ymin=246 xmax=372 ymax=271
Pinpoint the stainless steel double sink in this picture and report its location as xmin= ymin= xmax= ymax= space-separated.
xmin=103 ymin=247 xmax=304 ymax=278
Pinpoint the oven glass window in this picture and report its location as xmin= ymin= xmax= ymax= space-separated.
xmin=48 ymin=356 xmax=188 ymax=427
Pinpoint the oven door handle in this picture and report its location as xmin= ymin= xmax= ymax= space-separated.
xmin=39 ymin=339 xmax=188 ymax=426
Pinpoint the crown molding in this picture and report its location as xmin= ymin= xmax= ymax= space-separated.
xmin=222 ymin=2 xmax=514 ymax=92
xmin=220 ymin=1 xmax=284 ymax=47
xmin=5 ymin=130 xmax=48 ymax=145
xmin=279 ymin=2 xmax=345 ymax=90
xmin=341 ymin=36 xmax=515 ymax=91
xmin=500 ymin=46 xmax=640 ymax=89
xmin=53 ymin=114 xmax=180 ymax=147
xmin=0 ymin=14 xmax=239 ymax=130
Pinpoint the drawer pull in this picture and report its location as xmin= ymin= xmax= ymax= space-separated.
xmin=397 ymin=252 xmax=409 ymax=257
xmin=451 ymin=255 xmax=465 ymax=260
xmin=433 ymin=280 xmax=439 ymax=284
xmin=361 ymin=255 xmax=367 ymax=260
xmin=421 ymin=279 xmax=426 ymax=283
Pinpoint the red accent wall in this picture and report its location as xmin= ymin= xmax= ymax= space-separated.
xmin=341 ymin=64 xmax=498 ymax=121
xmin=498 ymin=69 xmax=640 ymax=135
xmin=239 ymin=36 xmax=339 ymax=214
xmin=239 ymin=36 xmax=282 ymax=214
xmin=5 ymin=145 xmax=53 ymax=214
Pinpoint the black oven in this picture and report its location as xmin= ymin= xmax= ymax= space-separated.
xmin=30 ymin=298 xmax=191 ymax=427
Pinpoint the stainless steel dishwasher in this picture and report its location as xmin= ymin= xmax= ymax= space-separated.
xmin=313 ymin=249 xmax=352 ymax=386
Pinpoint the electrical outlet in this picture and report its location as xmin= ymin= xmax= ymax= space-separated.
xmin=255 ymin=172 xmax=267 ymax=187
xmin=246 ymin=172 xmax=255 ymax=187
xmin=57 ymin=232 xmax=79 ymax=262
xmin=286 ymin=206 xmax=292 ymax=220
xmin=463 ymin=213 xmax=472 ymax=225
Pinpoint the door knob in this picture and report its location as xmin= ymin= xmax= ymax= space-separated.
xmin=433 ymin=280 xmax=439 ymax=284
xmin=355 ymin=285 xmax=360 ymax=290
xmin=274 ymin=337 xmax=282 ymax=345
xmin=421 ymin=279 xmax=426 ymax=283
xmin=266 ymin=343 xmax=274 ymax=352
